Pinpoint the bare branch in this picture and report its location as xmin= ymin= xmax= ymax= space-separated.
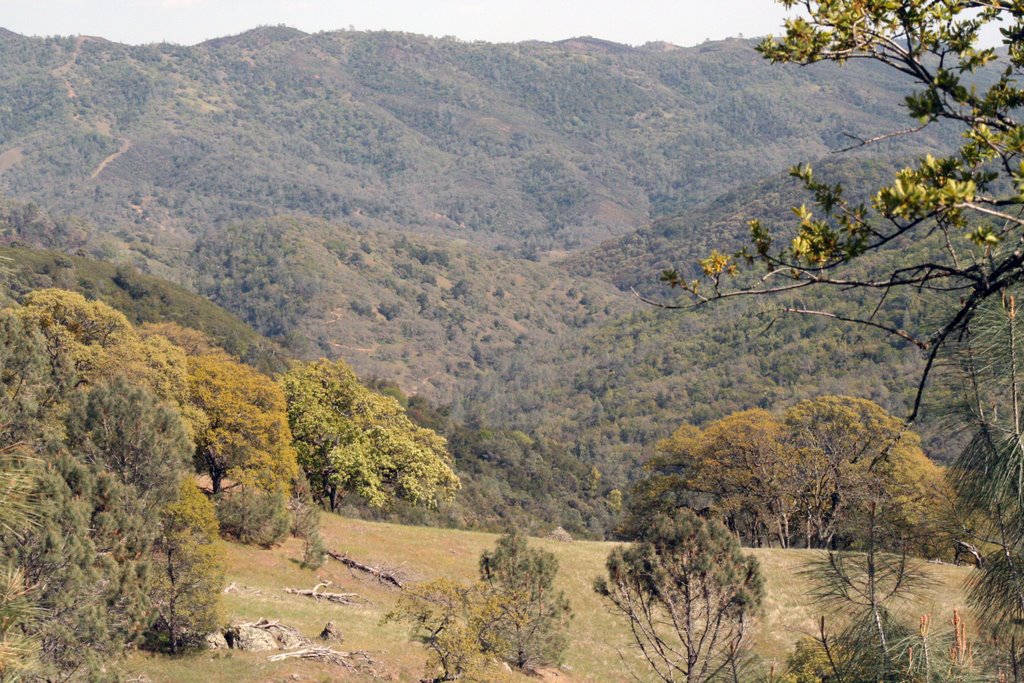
xmin=832 ymin=123 xmax=931 ymax=154
xmin=779 ymin=308 xmax=928 ymax=349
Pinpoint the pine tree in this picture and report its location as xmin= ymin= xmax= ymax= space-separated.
xmin=478 ymin=532 xmax=571 ymax=671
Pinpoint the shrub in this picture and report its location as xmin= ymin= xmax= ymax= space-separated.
xmin=215 ymin=489 xmax=290 ymax=547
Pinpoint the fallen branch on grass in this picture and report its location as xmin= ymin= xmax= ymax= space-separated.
xmin=327 ymin=550 xmax=404 ymax=589
xmin=268 ymin=646 xmax=378 ymax=673
xmin=284 ymin=580 xmax=363 ymax=605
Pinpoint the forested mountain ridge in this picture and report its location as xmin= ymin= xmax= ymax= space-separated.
xmin=0 ymin=25 xmax=960 ymax=486
xmin=0 ymin=27 xmax=947 ymax=262
xmin=187 ymin=215 xmax=631 ymax=402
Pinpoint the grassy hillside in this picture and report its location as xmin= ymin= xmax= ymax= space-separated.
xmin=127 ymin=514 xmax=972 ymax=682
xmin=0 ymin=28 xmax=950 ymax=259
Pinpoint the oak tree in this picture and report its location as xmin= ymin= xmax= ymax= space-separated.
xmin=281 ymin=358 xmax=459 ymax=511
xmin=188 ymin=352 xmax=297 ymax=495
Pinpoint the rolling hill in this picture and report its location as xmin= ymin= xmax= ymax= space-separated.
xmin=0 ymin=25 xmax=964 ymax=504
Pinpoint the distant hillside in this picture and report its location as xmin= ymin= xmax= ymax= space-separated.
xmin=0 ymin=244 xmax=288 ymax=371
xmin=187 ymin=214 xmax=631 ymax=402
xmin=567 ymin=155 xmax=908 ymax=295
xmin=0 ymin=27 xmax=950 ymax=261
xmin=0 ymin=26 xmax=965 ymax=489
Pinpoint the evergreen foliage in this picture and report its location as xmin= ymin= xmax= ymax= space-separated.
xmin=478 ymin=533 xmax=572 ymax=671
xmin=214 ymin=489 xmax=291 ymax=548
xmin=595 ymin=510 xmax=764 ymax=682
xmin=64 ymin=376 xmax=192 ymax=512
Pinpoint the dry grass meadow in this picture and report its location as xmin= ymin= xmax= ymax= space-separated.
xmin=128 ymin=514 xmax=973 ymax=682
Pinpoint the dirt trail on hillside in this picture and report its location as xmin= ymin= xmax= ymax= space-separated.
xmin=90 ymin=137 xmax=132 ymax=179
xmin=51 ymin=36 xmax=86 ymax=99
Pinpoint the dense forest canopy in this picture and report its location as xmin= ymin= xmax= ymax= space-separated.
xmin=0 ymin=29 xmax=951 ymax=258
xmin=0 ymin=17 xmax=976 ymax=518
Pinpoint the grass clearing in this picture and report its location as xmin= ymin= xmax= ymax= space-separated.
xmin=128 ymin=514 xmax=973 ymax=682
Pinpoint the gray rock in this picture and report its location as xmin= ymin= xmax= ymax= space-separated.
xmin=224 ymin=623 xmax=279 ymax=652
xmin=204 ymin=631 xmax=229 ymax=650
xmin=273 ymin=627 xmax=309 ymax=650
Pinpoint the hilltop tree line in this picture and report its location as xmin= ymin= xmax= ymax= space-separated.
xmin=630 ymin=396 xmax=946 ymax=555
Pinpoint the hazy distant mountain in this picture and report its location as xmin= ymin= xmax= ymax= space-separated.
xmin=0 ymin=27 xmax=944 ymax=262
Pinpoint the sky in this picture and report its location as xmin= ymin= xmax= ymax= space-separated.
xmin=0 ymin=0 xmax=794 ymax=47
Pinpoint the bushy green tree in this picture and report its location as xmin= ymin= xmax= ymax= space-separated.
xmin=150 ymin=481 xmax=225 ymax=653
xmin=4 ymin=451 xmax=154 ymax=680
xmin=595 ymin=511 xmax=763 ymax=683
xmin=63 ymin=376 xmax=192 ymax=513
xmin=0 ymin=309 xmax=73 ymax=451
xmin=214 ymin=489 xmax=291 ymax=547
xmin=478 ymin=532 xmax=571 ymax=671
xmin=385 ymin=578 xmax=513 ymax=683
xmin=281 ymin=358 xmax=459 ymax=511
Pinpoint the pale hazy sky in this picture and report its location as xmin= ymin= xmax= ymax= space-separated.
xmin=0 ymin=0 xmax=793 ymax=47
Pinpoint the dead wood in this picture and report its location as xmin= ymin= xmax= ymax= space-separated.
xmin=268 ymin=646 xmax=378 ymax=673
xmin=284 ymin=579 xmax=363 ymax=605
xmin=327 ymin=550 xmax=404 ymax=589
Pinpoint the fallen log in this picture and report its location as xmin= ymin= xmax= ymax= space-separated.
xmin=327 ymin=550 xmax=404 ymax=589
xmin=284 ymin=580 xmax=363 ymax=606
xmin=268 ymin=646 xmax=377 ymax=672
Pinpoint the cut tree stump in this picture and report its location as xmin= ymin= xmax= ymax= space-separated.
xmin=284 ymin=580 xmax=363 ymax=605
xmin=319 ymin=621 xmax=343 ymax=642
xmin=326 ymin=550 xmax=404 ymax=589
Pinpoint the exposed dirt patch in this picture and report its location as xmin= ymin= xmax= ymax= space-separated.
xmin=0 ymin=147 xmax=24 ymax=174
xmin=90 ymin=137 xmax=132 ymax=179
xmin=51 ymin=36 xmax=87 ymax=99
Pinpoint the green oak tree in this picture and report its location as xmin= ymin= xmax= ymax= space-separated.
xmin=281 ymin=358 xmax=459 ymax=512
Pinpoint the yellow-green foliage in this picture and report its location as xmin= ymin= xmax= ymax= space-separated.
xmin=781 ymin=637 xmax=839 ymax=683
xmin=151 ymin=482 xmax=226 ymax=652
xmin=281 ymin=358 xmax=459 ymax=511
xmin=386 ymin=578 xmax=512 ymax=683
xmin=188 ymin=352 xmax=298 ymax=494
xmin=18 ymin=289 xmax=190 ymax=408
